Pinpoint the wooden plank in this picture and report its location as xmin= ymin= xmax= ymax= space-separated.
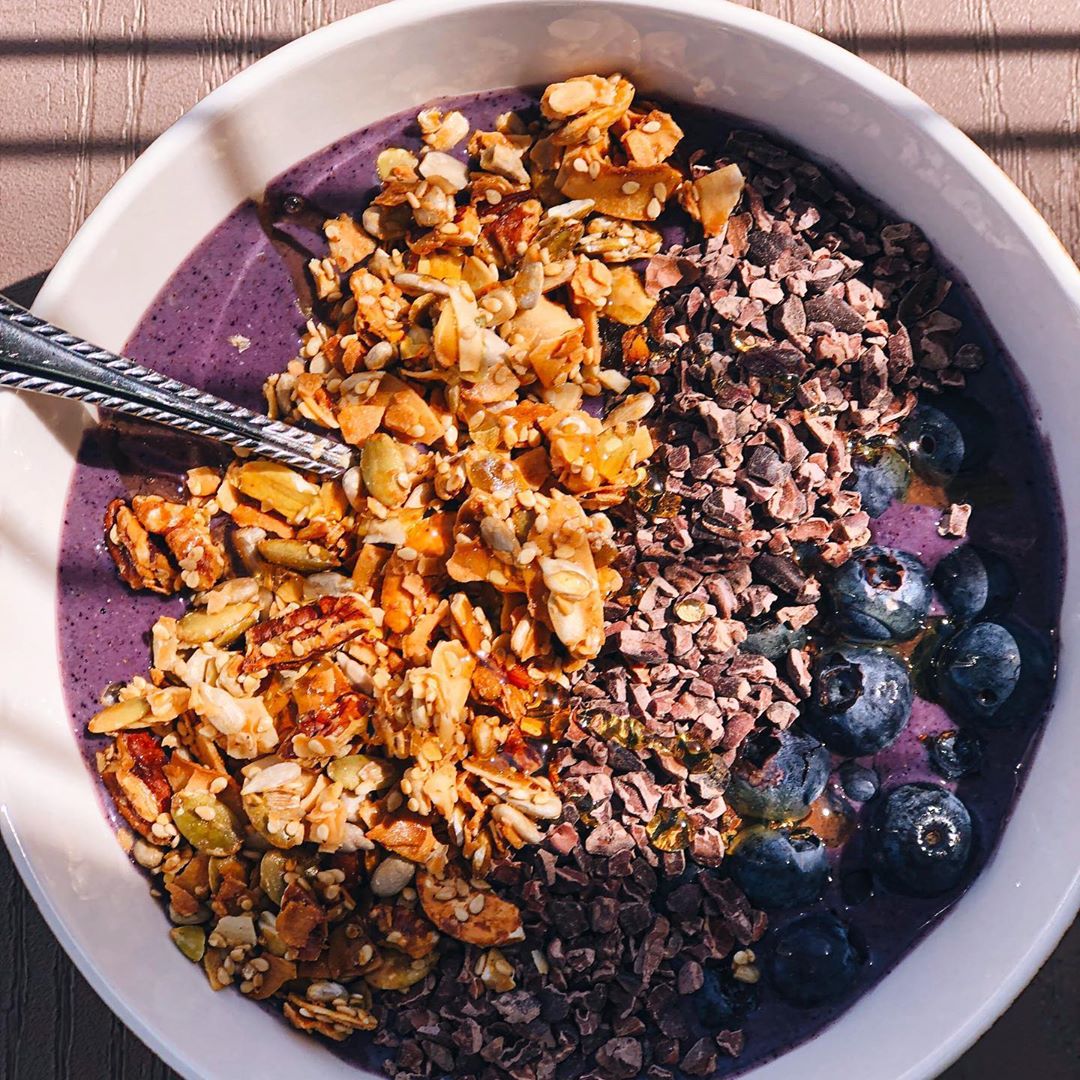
xmin=0 ymin=2 xmax=1077 ymax=1076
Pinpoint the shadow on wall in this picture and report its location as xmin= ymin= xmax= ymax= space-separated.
xmin=0 ymin=31 xmax=1076 ymax=156
xmin=0 ymin=29 xmax=1078 ymax=55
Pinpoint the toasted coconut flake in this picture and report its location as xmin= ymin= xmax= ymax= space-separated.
xmin=558 ymin=159 xmax=683 ymax=221
xmin=684 ymin=162 xmax=745 ymax=238
xmin=606 ymin=266 xmax=657 ymax=325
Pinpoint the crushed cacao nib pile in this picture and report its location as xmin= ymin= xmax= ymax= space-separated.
xmin=375 ymin=131 xmax=979 ymax=1080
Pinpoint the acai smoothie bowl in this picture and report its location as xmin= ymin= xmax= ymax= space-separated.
xmin=3 ymin=4 xmax=1080 ymax=1080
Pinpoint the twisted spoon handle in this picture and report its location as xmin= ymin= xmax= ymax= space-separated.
xmin=0 ymin=294 xmax=357 ymax=479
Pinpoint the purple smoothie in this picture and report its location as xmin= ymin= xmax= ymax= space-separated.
xmin=57 ymin=89 xmax=1064 ymax=1077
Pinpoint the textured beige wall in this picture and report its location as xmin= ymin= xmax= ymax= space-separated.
xmin=0 ymin=0 xmax=1078 ymax=292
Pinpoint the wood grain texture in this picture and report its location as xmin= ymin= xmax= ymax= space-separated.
xmin=0 ymin=1 xmax=1077 ymax=1077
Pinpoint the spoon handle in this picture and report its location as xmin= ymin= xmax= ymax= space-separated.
xmin=0 ymin=294 xmax=357 ymax=479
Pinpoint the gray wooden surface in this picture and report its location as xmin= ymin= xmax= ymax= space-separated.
xmin=1 ymin=0 xmax=1078 ymax=1076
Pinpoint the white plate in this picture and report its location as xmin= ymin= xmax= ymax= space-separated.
xmin=2 ymin=2 xmax=1079 ymax=1078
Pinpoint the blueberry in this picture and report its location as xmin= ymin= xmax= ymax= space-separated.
xmin=933 ymin=545 xmax=1018 ymax=622
xmin=806 ymin=645 xmax=913 ymax=755
xmin=927 ymin=729 xmax=984 ymax=780
xmin=726 ymin=728 xmax=831 ymax=822
xmin=694 ymin=966 xmax=760 ymax=1029
xmin=871 ymin=783 xmax=973 ymax=896
xmin=934 ymin=620 xmax=1052 ymax=726
xmin=838 ymin=761 xmax=880 ymax=803
xmin=900 ymin=398 xmax=994 ymax=483
xmin=769 ymin=914 xmax=862 ymax=1008
xmin=840 ymin=869 xmax=875 ymax=905
xmin=848 ymin=441 xmax=910 ymax=518
xmin=742 ymin=617 xmax=810 ymax=662
xmin=727 ymin=825 xmax=829 ymax=909
xmin=828 ymin=546 xmax=931 ymax=642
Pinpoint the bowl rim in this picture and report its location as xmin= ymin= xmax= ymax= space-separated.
xmin=7 ymin=1 xmax=1080 ymax=1078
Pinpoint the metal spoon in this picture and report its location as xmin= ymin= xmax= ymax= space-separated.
xmin=0 ymin=293 xmax=358 ymax=478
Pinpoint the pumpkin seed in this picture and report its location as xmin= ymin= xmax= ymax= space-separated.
xmin=257 ymin=538 xmax=342 ymax=573
xmin=170 ymin=925 xmax=206 ymax=963
xmin=88 ymin=696 xmax=151 ymax=735
xmin=258 ymin=911 xmax=290 ymax=957
xmin=259 ymin=850 xmax=289 ymax=906
xmin=176 ymin=601 xmax=259 ymax=646
xmin=360 ymin=434 xmax=410 ymax=508
xmin=327 ymin=754 xmax=398 ymax=795
xmin=363 ymin=948 xmax=438 ymax=991
xmin=171 ymin=791 xmax=243 ymax=856
xmin=244 ymin=792 xmax=304 ymax=850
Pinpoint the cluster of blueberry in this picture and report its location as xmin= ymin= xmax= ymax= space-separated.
xmin=692 ymin=397 xmax=1054 ymax=1025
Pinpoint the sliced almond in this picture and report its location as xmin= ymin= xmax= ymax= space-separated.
xmin=684 ymin=163 xmax=745 ymax=238
xmin=235 ymin=461 xmax=321 ymax=523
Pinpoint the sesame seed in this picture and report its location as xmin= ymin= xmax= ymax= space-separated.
xmin=647 ymin=197 xmax=662 ymax=219
xmin=572 ymin=156 xmax=588 ymax=173
xmin=621 ymin=181 xmax=640 ymax=194
xmin=485 ymin=189 xmax=502 ymax=204
xmin=641 ymin=119 xmax=662 ymax=133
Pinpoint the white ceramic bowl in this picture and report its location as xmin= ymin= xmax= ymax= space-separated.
xmin=2 ymin=1 xmax=1079 ymax=1077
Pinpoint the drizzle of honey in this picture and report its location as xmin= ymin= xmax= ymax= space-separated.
xmin=646 ymin=808 xmax=692 ymax=852
xmin=802 ymin=789 xmax=856 ymax=848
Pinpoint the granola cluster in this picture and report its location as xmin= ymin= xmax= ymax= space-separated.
xmin=92 ymin=74 xmax=760 ymax=1042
